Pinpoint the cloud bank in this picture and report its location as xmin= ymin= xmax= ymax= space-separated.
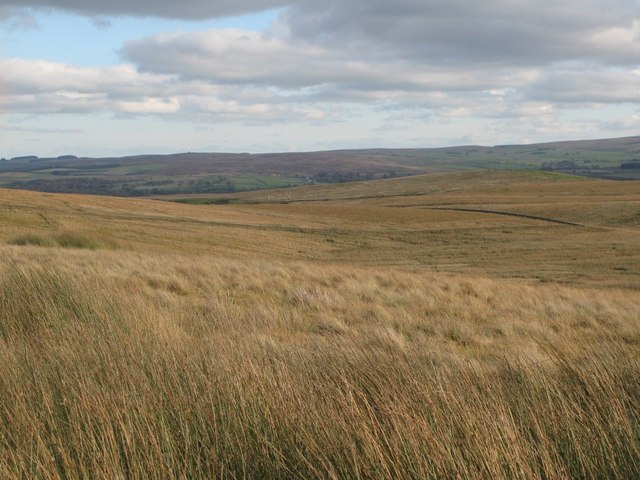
xmin=2 ymin=0 xmax=639 ymax=151
xmin=283 ymin=0 xmax=640 ymax=66
xmin=0 ymin=0 xmax=290 ymax=19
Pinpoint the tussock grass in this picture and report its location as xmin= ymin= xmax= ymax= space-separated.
xmin=1 ymin=247 xmax=638 ymax=479
xmin=8 ymin=231 xmax=111 ymax=250
xmin=8 ymin=233 xmax=57 ymax=247
xmin=54 ymin=231 xmax=101 ymax=250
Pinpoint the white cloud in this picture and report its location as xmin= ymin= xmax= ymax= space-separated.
xmin=120 ymin=25 xmax=640 ymax=111
xmin=2 ymin=0 xmax=640 ymax=154
xmin=2 ymin=59 xmax=171 ymax=95
xmin=0 ymin=58 xmax=353 ymax=122
xmin=116 ymin=97 xmax=181 ymax=114
xmin=122 ymin=29 xmax=547 ymax=98
xmin=0 ymin=59 xmax=184 ymax=114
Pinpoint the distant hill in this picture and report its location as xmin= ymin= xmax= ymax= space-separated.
xmin=1 ymin=136 xmax=638 ymax=196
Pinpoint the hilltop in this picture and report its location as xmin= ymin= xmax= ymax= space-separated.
xmin=1 ymin=135 xmax=639 ymax=196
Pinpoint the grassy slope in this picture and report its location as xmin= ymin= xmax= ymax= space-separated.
xmin=2 ymin=135 xmax=639 ymax=195
xmin=1 ymin=170 xmax=639 ymax=478
xmin=1 ymin=171 xmax=639 ymax=287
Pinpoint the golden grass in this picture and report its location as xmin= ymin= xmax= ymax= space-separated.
xmin=1 ymin=247 xmax=639 ymax=478
xmin=1 ymin=171 xmax=639 ymax=478
xmin=8 ymin=231 xmax=113 ymax=250
xmin=1 ymin=170 xmax=639 ymax=287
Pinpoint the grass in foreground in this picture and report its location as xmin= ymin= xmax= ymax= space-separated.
xmin=1 ymin=247 xmax=638 ymax=479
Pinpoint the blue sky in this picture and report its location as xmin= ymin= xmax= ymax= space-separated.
xmin=0 ymin=1 xmax=639 ymax=158
xmin=2 ymin=9 xmax=281 ymax=66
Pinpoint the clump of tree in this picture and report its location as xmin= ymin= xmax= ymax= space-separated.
xmin=620 ymin=161 xmax=640 ymax=169
xmin=312 ymin=171 xmax=376 ymax=183
xmin=540 ymin=160 xmax=578 ymax=171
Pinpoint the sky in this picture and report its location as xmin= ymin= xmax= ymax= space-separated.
xmin=0 ymin=0 xmax=639 ymax=158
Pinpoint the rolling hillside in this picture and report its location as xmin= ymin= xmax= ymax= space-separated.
xmin=2 ymin=170 xmax=639 ymax=287
xmin=1 ymin=135 xmax=639 ymax=196
xmin=1 ymin=170 xmax=639 ymax=478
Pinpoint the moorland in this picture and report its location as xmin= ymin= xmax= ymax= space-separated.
xmin=1 ymin=135 xmax=639 ymax=196
xmin=1 ymin=168 xmax=639 ymax=478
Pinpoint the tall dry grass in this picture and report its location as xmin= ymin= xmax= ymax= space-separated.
xmin=0 ymin=246 xmax=638 ymax=479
